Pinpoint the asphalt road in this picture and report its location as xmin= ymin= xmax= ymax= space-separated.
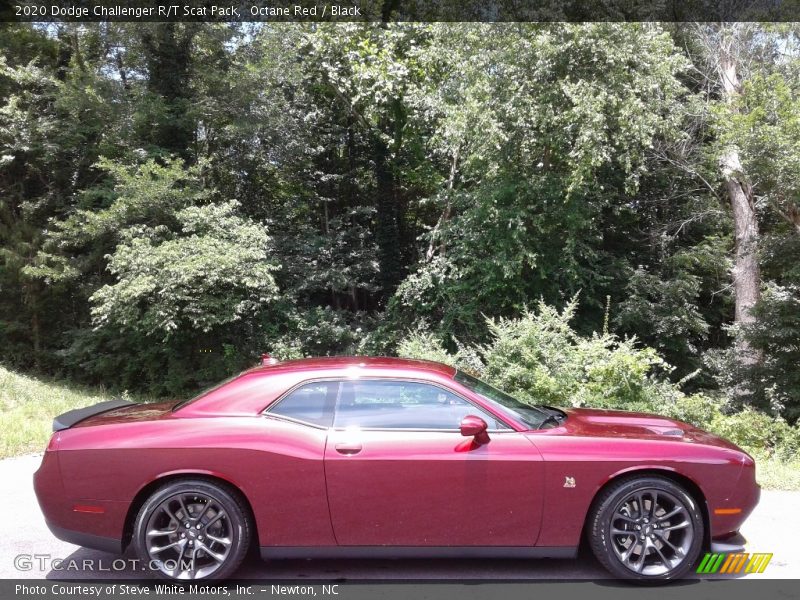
xmin=1 ymin=454 xmax=797 ymax=581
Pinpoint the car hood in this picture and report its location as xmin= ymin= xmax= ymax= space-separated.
xmin=560 ymin=407 xmax=742 ymax=451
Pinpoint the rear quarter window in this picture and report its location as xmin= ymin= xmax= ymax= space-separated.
xmin=266 ymin=381 xmax=338 ymax=427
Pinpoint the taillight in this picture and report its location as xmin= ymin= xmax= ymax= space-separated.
xmin=45 ymin=432 xmax=60 ymax=451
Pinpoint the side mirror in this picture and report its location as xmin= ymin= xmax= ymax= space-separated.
xmin=460 ymin=415 xmax=490 ymax=445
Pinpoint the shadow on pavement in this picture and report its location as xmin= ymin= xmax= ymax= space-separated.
xmin=44 ymin=545 xmax=620 ymax=582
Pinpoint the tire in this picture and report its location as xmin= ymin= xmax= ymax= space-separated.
xmin=588 ymin=476 xmax=704 ymax=583
xmin=132 ymin=478 xmax=252 ymax=580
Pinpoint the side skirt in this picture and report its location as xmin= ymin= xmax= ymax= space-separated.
xmin=260 ymin=546 xmax=577 ymax=561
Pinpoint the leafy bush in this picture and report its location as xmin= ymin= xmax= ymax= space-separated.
xmin=400 ymin=297 xmax=677 ymax=409
xmin=91 ymin=200 xmax=279 ymax=337
xmin=268 ymin=307 xmax=379 ymax=361
xmin=397 ymin=329 xmax=484 ymax=373
xmin=655 ymin=393 xmax=722 ymax=429
xmin=707 ymin=408 xmax=785 ymax=454
xmin=397 ymin=331 xmax=462 ymax=369
xmin=642 ymin=395 xmax=799 ymax=463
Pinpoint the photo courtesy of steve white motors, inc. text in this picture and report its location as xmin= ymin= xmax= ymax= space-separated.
xmin=15 ymin=583 xmax=340 ymax=597
xmin=12 ymin=3 xmax=364 ymax=18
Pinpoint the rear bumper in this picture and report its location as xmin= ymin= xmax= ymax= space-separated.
xmin=35 ymin=450 xmax=128 ymax=554
xmin=45 ymin=521 xmax=122 ymax=555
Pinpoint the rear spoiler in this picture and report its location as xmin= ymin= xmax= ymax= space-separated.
xmin=53 ymin=398 xmax=134 ymax=432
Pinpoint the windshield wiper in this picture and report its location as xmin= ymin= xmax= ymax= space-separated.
xmin=539 ymin=405 xmax=566 ymax=417
xmin=539 ymin=414 xmax=561 ymax=429
xmin=537 ymin=406 xmax=567 ymax=429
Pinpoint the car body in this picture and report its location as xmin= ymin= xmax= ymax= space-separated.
xmin=34 ymin=356 xmax=759 ymax=581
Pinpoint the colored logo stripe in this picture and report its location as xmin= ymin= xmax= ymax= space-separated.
xmin=697 ymin=553 xmax=725 ymax=573
xmin=697 ymin=552 xmax=772 ymax=574
xmin=745 ymin=553 xmax=773 ymax=574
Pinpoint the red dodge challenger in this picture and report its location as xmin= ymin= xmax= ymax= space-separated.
xmin=34 ymin=357 xmax=759 ymax=582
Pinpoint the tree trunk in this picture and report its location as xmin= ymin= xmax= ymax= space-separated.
xmin=31 ymin=309 xmax=41 ymax=369
xmin=140 ymin=24 xmax=197 ymax=159
xmin=721 ymin=149 xmax=760 ymax=330
xmin=374 ymin=138 xmax=401 ymax=300
xmin=426 ymin=146 xmax=459 ymax=261
xmin=719 ymin=39 xmax=761 ymax=365
xmin=25 ymin=282 xmax=42 ymax=370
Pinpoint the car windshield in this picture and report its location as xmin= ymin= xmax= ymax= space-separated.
xmin=454 ymin=371 xmax=553 ymax=429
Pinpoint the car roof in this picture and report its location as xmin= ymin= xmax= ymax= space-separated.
xmin=174 ymin=356 xmax=460 ymax=417
xmin=246 ymin=356 xmax=456 ymax=378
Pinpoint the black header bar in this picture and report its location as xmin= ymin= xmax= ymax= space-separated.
xmin=2 ymin=0 xmax=799 ymax=23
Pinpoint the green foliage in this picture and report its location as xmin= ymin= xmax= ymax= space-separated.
xmin=707 ymin=408 xmax=792 ymax=458
xmin=735 ymin=284 xmax=800 ymax=421
xmin=297 ymin=23 xmax=437 ymax=296
xmin=267 ymin=307 xmax=377 ymax=360
xmin=399 ymin=297 xmax=677 ymax=408
xmin=711 ymin=69 xmax=800 ymax=420
xmin=58 ymin=323 xmax=255 ymax=397
xmin=484 ymin=302 xmax=675 ymax=409
xmin=50 ymin=158 xmax=210 ymax=251
xmin=391 ymin=23 xmax=693 ymax=342
xmin=48 ymin=159 xmax=281 ymax=396
xmin=615 ymin=238 xmax=732 ymax=380
xmin=91 ymin=200 xmax=278 ymax=337
xmin=731 ymin=72 xmax=800 ymax=236
xmin=397 ymin=330 xmax=460 ymax=369
xmin=397 ymin=329 xmax=481 ymax=372
xmin=655 ymin=393 xmax=722 ymax=429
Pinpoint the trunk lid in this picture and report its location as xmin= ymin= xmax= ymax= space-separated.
xmin=54 ymin=400 xmax=174 ymax=430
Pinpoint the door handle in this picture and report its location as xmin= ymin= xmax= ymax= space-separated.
xmin=334 ymin=442 xmax=363 ymax=455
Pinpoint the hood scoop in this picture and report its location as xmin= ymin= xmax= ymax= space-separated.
xmin=652 ymin=427 xmax=685 ymax=437
xmin=569 ymin=410 xmax=690 ymax=439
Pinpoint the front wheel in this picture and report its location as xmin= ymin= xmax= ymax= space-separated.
xmin=588 ymin=476 xmax=704 ymax=582
xmin=132 ymin=479 xmax=252 ymax=580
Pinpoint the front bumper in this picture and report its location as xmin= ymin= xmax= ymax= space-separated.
xmin=710 ymin=531 xmax=747 ymax=553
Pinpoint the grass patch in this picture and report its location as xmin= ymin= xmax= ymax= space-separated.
xmin=0 ymin=365 xmax=136 ymax=458
xmin=751 ymin=451 xmax=800 ymax=491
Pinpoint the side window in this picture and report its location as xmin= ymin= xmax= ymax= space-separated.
xmin=267 ymin=381 xmax=338 ymax=427
xmin=334 ymin=380 xmax=507 ymax=430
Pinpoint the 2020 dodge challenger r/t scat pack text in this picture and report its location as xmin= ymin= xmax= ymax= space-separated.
xmin=34 ymin=357 xmax=759 ymax=582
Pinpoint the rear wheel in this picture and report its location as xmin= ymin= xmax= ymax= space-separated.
xmin=133 ymin=479 xmax=251 ymax=580
xmin=588 ymin=476 xmax=704 ymax=582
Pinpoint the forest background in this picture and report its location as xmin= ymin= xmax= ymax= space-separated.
xmin=2 ymin=22 xmax=800 ymax=485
